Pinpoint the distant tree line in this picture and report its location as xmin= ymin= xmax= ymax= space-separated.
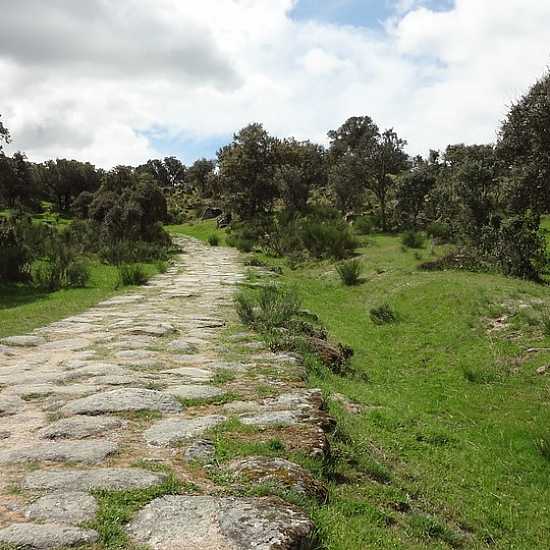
xmin=1 ymin=71 xmax=549 ymax=283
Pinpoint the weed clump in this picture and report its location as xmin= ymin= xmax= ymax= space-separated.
xmin=116 ymin=263 xmax=148 ymax=287
xmin=401 ymin=230 xmax=425 ymax=249
xmin=208 ymin=234 xmax=220 ymax=247
xmin=370 ymin=303 xmax=398 ymax=325
xmin=336 ymin=259 xmax=363 ymax=286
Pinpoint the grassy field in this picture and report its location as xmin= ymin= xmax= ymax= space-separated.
xmin=0 ymin=261 xmax=160 ymax=339
xmin=174 ymin=221 xmax=550 ymax=549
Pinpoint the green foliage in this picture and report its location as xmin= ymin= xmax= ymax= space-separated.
xmin=301 ymin=219 xmax=358 ymax=260
xmin=336 ymin=259 xmax=363 ymax=286
xmin=207 ymin=234 xmax=220 ymax=246
xmin=426 ymin=221 xmax=452 ymax=241
xmin=401 ymin=230 xmax=425 ymax=249
xmin=370 ymin=303 xmax=398 ymax=325
xmin=541 ymin=307 xmax=550 ymax=337
xmin=353 ymin=215 xmax=373 ymax=235
xmin=535 ymin=434 xmax=550 ymax=461
xmin=116 ymin=263 xmax=148 ymax=287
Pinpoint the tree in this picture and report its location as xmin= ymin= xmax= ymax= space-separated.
xmin=217 ymin=123 xmax=279 ymax=219
xmin=328 ymin=116 xmax=379 ymax=159
xmin=185 ymin=158 xmax=215 ymax=196
xmin=138 ymin=157 xmax=186 ymax=191
xmin=0 ymin=115 xmax=10 ymax=153
xmin=0 ymin=152 xmax=37 ymax=210
xmin=498 ymin=71 xmax=550 ymax=213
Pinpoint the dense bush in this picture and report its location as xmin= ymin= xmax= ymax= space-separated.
xmin=116 ymin=263 xmax=148 ymax=287
xmin=370 ymin=303 xmax=399 ymax=325
xmin=300 ymin=220 xmax=358 ymax=260
xmin=401 ymin=230 xmax=425 ymax=249
xmin=354 ymin=216 xmax=374 ymax=235
xmin=336 ymin=259 xmax=363 ymax=286
xmin=0 ymin=216 xmax=34 ymax=281
xmin=208 ymin=234 xmax=220 ymax=246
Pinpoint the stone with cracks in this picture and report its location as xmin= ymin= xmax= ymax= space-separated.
xmin=182 ymin=439 xmax=216 ymax=463
xmin=166 ymin=385 xmax=224 ymax=401
xmin=60 ymin=388 xmax=183 ymax=416
xmin=24 ymin=468 xmax=167 ymax=492
xmin=227 ymin=457 xmax=327 ymax=501
xmin=0 ymin=394 xmax=25 ymax=416
xmin=0 ymin=335 xmax=46 ymax=347
xmin=144 ymin=415 xmax=226 ymax=446
xmin=127 ymin=495 xmax=315 ymax=549
xmin=0 ymin=523 xmax=98 ymax=549
xmin=0 ymin=440 xmax=117 ymax=464
xmin=26 ymin=492 xmax=98 ymax=524
xmin=40 ymin=338 xmax=91 ymax=351
xmin=38 ymin=415 xmax=125 ymax=439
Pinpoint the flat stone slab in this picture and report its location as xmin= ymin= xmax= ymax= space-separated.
xmin=7 ymin=383 xmax=99 ymax=399
xmin=0 ymin=394 xmax=25 ymax=416
xmin=127 ymin=496 xmax=314 ymax=549
xmin=182 ymin=439 xmax=216 ymax=463
xmin=0 ymin=335 xmax=46 ymax=347
xmin=167 ymin=338 xmax=205 ymax=354
xmin=40 ymin=338 xmax=91 ymax=351
xmin=227 ymin=457 xmax=326 ymax=500
xmin=0 ymin=440 xmax=117 ymax=464
xmin=24 ymin=468 xmax=167 ymax=492
xmin=61 ymin=388 xmax=183 ymax=416
xmin=38 ymin=415 xmax=125 ymax=439
xmin=144 ymin=415 xmax=226 ymax=446
xmin=115 ymin=350 xmax=157 ymax=361
xmin=162 ymin=367 xmax=213 ymax=381
xmin=166 ymin=385 xmax=224 ymax=401
xmin=0 ymin=523 xmax=98 ymax=549
xmin=123 ymin=324 xmax=177 ymax=337
xmin=26 ymin=492 xmax=98 ymax=524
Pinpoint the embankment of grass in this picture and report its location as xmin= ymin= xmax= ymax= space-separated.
xmin=167 ymin=220 xmax=226 ymax=245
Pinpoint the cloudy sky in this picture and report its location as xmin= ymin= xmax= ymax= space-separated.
xmin=1 ymin=0 xmax=549 ymax=168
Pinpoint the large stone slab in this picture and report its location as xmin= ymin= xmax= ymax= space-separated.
xmin=226 ymin=457 xmax=326 ymax=501
xmin=162 ymin=367 xmax=213 ymax=381
xmin=24 ymin=468 xmax=166 ymax=492
xmin=0 ymin=335 xmax=46 ymax=347
xmin=38 ymin=415 xmax=125 ymax=439
xmin=40 ymin=338 xmax=91 ymax=352
xmin=0 ymin=394 xmax=25 ymax=416
xmin=127 ymin=496 xmax=315 ymax=549
xmin=26 ymin=492 xmax=98 ymax=524
xmin=123 ymin=324 xmax=177 ymax=337
xmin=166 ymin=385 xmax=224 ymax=401
xmin=0 ymin=440 xmax=117 ymax=464
xmin=6 ymin=383 xmax=99 ymax=399
xmin=144 ymin=415 xmax=226 ymax=446
xmin=60 ymin=388 xmax=183 ymax=416
xmin=0 ymin=524 xmax=98 ymax=549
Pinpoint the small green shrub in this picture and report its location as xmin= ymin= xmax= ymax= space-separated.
xmin=65 ymin=260 xmax=90 ymax=288
xmin=235 ymin=237 xmax=254 ymax=253
xmin=535 ymin=434 xmax=550 ymax=461
xmin=370 ymin=303 xmax=398 ymax=325
xmin=301 ymin=220 xmax=358 ymax=260
xmin=401 ymin=230 xmax=425 ymax=249
xmin=117 ymin=264 xmax=148 ymax=287
xmin=235 ymin=292 xmax=256 ymax=325
xmin=354 ymin=216 xmax=374 ymax=235
xmin=156 ymin=260 xmax=168 ymax=274
xmin=426 ymin=222 xmax=453 ymax=241
xmin=208 ymin=234 xmax=220 ymax=247
xmin=336 ymin=259 xmax=363 ymax=286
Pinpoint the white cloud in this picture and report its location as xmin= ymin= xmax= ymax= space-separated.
xmin=1 ymin=0 xmax=549 ymax=167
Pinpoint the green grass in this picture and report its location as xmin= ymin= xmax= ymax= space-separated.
xmin=261 ymin=232 xmax=550 ymax=549
xmin=167 ymin=220 xmax=226 ymax=245
xmin=0 ymin=261 xmax=160 ymax=339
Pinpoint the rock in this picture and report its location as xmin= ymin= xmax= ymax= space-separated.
xmin=226 ymin=457 xmax=326 ymax=501
xmin=300 ymin=336 xmax=353 ymax=373
xmin=7 ymin=383 xmax=99 ymax=399
xmin=115 ymin=350 xmax=157 ymax=362
xmin=0 ymin=431 xmax=10 ymax=439
xmin=124 ymin=324 xmax=177 ymax=337
xmin=0 ymin=344 xmax=15 ymax=356
xmin=162 ymin=367 xmax=213 ymax=381
xmin=40 ymin=338 xmax=91 ymax=351
xmin=127 ymin=496 xmax=315 ymax=549
xmin=60 ymin=388 xmax=183 ymax=416
xmin=166 ymin=385 xmax=224 ymax=401
xmin=24 ymin=468 xmax=167 ymax=492
xmin=0 ymin=394 xmax=25 ymax=416
xmin=144 ymin=415 xmax=226 ymax=446
xmin=182 ymin=439 xmax=216 ymax=463
xmin=239 ymin=410 xmax=304 ymax=427
xmin=536 ymin=365 xmax=548 ymax=375
xmin=0 ymin=335 xmax=46 ymax=347
xmin=26 ymin=492 xmax=98 ymax=524
xmin=333 ymin=393 xmax=363 ymax=415
xmin=0 ymin=524 xmax=98 ymax=549
xmin=202 ymin=206 xmax=223 ymax=220
xmin=0 ymin=440 xmax=117 ymax=464
xmin=38 ymin=415 xmax=125 ymax=439
xmin=167 ymin=339 xmax=200 ymax=354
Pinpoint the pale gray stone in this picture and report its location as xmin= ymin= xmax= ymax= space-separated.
xmin=0 ymin=394 xmax=25 ymax=416
xmin=115 ymin=350 xmax=157 ymax=361
xmin=0 ymin=524 xmax=98 ymax=549
xmin=162 ymin=367 xmax=213 ymax=381
xmin=60 ymin=388 xmax=183 ymax=416
xmin=182 ymin=439 xmax=216 ymax=463
xmin=124 ymin=324 xmax=176 ymax=337
xmin=0 ymin=335 xmax=46 ymax=347
xmin=126 ymin=496 xmax=314 ymax=549
xmin=0 ymin=440 xmax=117 ymax=464
xmin=26 ymin=492 xmax=98 ymax=524
xmin=38 ymin=415 xmax=125 ymax=439
xmin=7 ymin=383 xmax=99 ymax=399
xmin=167 ymin=339 xmax=200 ymax=354
xmin=166 ymin=385 xmax=224 ymax=401
xmin=40 ymin=338 xmax=91 ymax=351
xmin=24 ymin=468 xmax=166 ymax=492
xmin=144 ymin=415 xmax=226 ymax=446
xmin=239 ymin=410 xmax=303 ymax=427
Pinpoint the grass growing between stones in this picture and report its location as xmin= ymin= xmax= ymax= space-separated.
xmin=0 ymin=261 xmax=161 ymax=339
xmin=87 ymin=470 xmax=184 ymax=549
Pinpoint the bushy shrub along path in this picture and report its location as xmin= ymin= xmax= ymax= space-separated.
xmin=0 ymin=237 xmax=328 ymax=549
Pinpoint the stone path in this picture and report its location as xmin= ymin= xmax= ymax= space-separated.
xmin=0 ymin=237 xmax=329 ymax=549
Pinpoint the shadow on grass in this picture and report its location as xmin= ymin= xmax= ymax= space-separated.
xmin=0 ymin=284 xmax=49 ymax=310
